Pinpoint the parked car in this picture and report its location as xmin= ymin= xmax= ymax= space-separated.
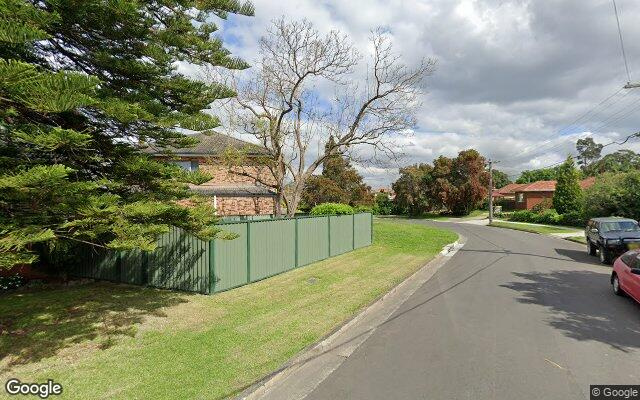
xmin=612 ymin=250 xmax=640 ymax=303
xmin=585 ymin=217 xmax=640 ymax=264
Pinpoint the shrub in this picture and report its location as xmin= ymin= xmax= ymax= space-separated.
xmin=509 ymin=210 xmax=537 ymax=223
xmin=584 ymin=172 xmax=640 ymax=221
xmin=353 ymin=205 xmax=373 ymax=213
xmin=531 ymin=198 xmax=553 ymax=213
xmin=536 ymin=209 xmax=560 ymax=225
xmin=310 ymin=203 xmax=354 ymax=216
xmin=557 ymin=210 xmax=586 ymax=227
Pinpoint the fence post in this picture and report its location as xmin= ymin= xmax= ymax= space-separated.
xmin=352 ymin=213 xmax=355 ymax=250
xmin=370 ymin=213 xmax=373 ymax=245
xmin=209 ymin=240 xmax=216 ymax=294
xmin=327 ymin=215 xmax=331 ymax=257
xmin=294 ymin=217 xmax=299 ymax=268
xmin=246 ymin=221 xmax=251 ymax=283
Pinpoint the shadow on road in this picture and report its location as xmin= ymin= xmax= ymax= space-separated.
xmin=554 ymin=248 xmax=602 ymax=266
xmin=502 ymin=270 xmax=640 ymax=352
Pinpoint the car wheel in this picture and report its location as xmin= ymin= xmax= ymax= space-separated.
xmin=599 ymin=245 xmax=611 ymax=264
xmin=588 ymin=240 xmax=597 ymax=256
xmin=612 ymin=274 xmax=624 ymax=296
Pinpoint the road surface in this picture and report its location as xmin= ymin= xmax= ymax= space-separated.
xmin=304 ymin=221 xmax=640 ymax=400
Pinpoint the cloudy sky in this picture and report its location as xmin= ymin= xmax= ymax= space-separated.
xmin=212 ymin=0 xmax=640 ymax=187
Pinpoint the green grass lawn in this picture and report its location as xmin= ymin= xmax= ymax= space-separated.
xmin=460 ymin=210 xmax=489 ymax=219
xmin=489 ymin=221 xmax=581 ymax=235
xmin=0 ymin=220 xmax=456 ymax=400
xmin=565 ymin=236 xmax=588 ymax=244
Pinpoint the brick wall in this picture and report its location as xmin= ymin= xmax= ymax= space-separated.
xmin=514 ymin=191 xmax=554 ymax=210
xmin=215 ymin=196 xmax=275 ymax=215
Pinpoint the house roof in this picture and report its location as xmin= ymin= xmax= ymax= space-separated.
xmin=516 ymin=180 xmax=557 ymax=192
xmin=515 ymin=177 xmax=596 ymax=193
xmin=493 ymin=183 xmax=527 ymax=197
xmin=188 ymin=184 xmax=276 ymax=197
xmin=141 ymin=132 xmax=266 ymax=156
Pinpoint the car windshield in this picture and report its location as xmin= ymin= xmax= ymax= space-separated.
xmin=599 ymin=221 xmax=640 ymax=232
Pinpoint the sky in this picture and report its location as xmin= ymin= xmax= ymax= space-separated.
xmin=208 ymin=0 xmax=640 ymax=188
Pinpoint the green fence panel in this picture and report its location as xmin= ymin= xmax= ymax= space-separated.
xmin=211 ymin=223 xmax=248 ymax=292
xmin=329 ymin=215 xmax=354 ymax=256
xmin=146 ymin=227 xmax=209 ymax=293
xmin=354 ymin=213 xmax=373 ymax=248
xmin=70 ymin=246 xmax=119 ymax=281
xmin=249 ymin=219 xmax=296 ymax=281
xmin=68 ymin=213 xmax=372 ymax=294
xmin=119 ymin=249 xmax=143 ymax=284
xmin=297 ymin=217 xmax=330 ymax=266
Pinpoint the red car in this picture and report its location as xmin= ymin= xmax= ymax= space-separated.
xmin=612 ymin=250 xmax=640 ymax=303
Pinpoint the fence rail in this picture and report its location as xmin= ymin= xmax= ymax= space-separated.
xmin=70 ymin=213 xmax=373 ymax=294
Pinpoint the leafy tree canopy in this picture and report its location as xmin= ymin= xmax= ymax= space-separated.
xmin=552 ymin=156 xmax=583 ymax=214
xmin=391 ymin=163 xmax=432 ymax=216
xmin=300 ymin=138 xmax=373 ymax=210
xmin=391 ymin=150 xmax=489 ymax=216
xmin=492 ymin=169 xmax=511 ymax=189
xmin=516 ymin=165 xmax=566 ymax=184
xmin=576 ymin=137 xmax=603 ymax=171
xmin=0 ymin=0 xmax=253 ymax=268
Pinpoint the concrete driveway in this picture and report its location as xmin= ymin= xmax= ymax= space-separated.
xmin=302 ymin=221 xmax=640 ymax=400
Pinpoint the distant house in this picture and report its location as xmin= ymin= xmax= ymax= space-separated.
xmin=375 ymin=187 xmax=396 ymax=200
xmin=143 ymin=132 xmax=277 ymax=216
xmin=500 ymin=177 xmax=596 ymax=210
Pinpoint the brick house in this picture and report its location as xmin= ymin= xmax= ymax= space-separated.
xmin=144 ymin=132 xmax=277 ymax=216
xmin=507 ymin=177 xmax=596 ymax=210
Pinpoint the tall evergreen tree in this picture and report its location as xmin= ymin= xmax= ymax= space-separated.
xmin=0 ymin=0 xmax=253 ymax=268
xmin=553 ymin=156 xmax=583 ymax=214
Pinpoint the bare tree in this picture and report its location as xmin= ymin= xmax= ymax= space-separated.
xmin=217 ymin=18 xmax=436 ymax=216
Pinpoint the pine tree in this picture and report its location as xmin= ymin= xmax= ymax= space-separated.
xmin=0 ymin=0 xmax=253 ymax=268
xmin=553 ymin=156 xmax=583 ymax=215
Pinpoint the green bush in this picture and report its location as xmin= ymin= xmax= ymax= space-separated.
xmin=557 ymin=211 xmax=586 ymax=227
xmin=584 ymin=172 xmax=640 ymax=221
xmin=507 ymin=208 xmax=584 ymax=227
xmin=310 ymin=203 xmax=355 ymax=216
xmin=509 ymin=210 xmax=536 ymax=222
xmin=536 ymin=209 xmax=560 ymax=225
xmin=353 ymin=205 xmax=373 ymax=213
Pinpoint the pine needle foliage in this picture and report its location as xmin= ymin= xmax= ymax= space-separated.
xmin=0 ymin=0 xmax=253 ymax=268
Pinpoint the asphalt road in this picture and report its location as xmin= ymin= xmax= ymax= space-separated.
xmin=304 ymin=221 xmax=640 ymax=400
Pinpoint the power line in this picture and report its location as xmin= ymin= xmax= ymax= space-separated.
xmin=501 ymin=86 xmax=627 ymax=163
xmin=613 ymin=0 xmax=632 ymax=83
xmin=506 ymin=130 xmax=640 ymax=178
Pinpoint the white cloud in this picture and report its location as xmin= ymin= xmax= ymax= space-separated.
xmin=212 ymin=0 xmax=640 ymax=186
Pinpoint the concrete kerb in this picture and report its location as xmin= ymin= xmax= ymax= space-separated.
xmin=236 ymin=234 xmax=467 ymax=400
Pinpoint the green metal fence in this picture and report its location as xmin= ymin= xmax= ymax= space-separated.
xmin=70 ymin=213 xmax=373 ymax=294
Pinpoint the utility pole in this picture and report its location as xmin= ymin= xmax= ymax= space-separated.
xmin=488 ymin=159 xmax=494 ymax=224
xmin=488 ymin=159 xmax=499 ymax=224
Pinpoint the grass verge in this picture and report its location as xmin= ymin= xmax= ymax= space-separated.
xmin=489 ymin=221 xmax=580 ymax=235
xmin=565 ymin=236 xmax=587 ymax=244
xmin=0 ymin=220 xmax=456 ymax=400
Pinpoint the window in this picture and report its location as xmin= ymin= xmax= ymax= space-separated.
xmin=621 ymin=253 xmax=640 ymax=269
xmin=599 ymin=221 xmax=640 ymax=232
xmin=170 ymin=160 xmax=199 ymax=171
xmin=516 ymin=193 xmax=524 ymax=203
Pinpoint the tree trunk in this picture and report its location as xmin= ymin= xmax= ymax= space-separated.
xmin=274 ymin=192 xmax=283 ymax=216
